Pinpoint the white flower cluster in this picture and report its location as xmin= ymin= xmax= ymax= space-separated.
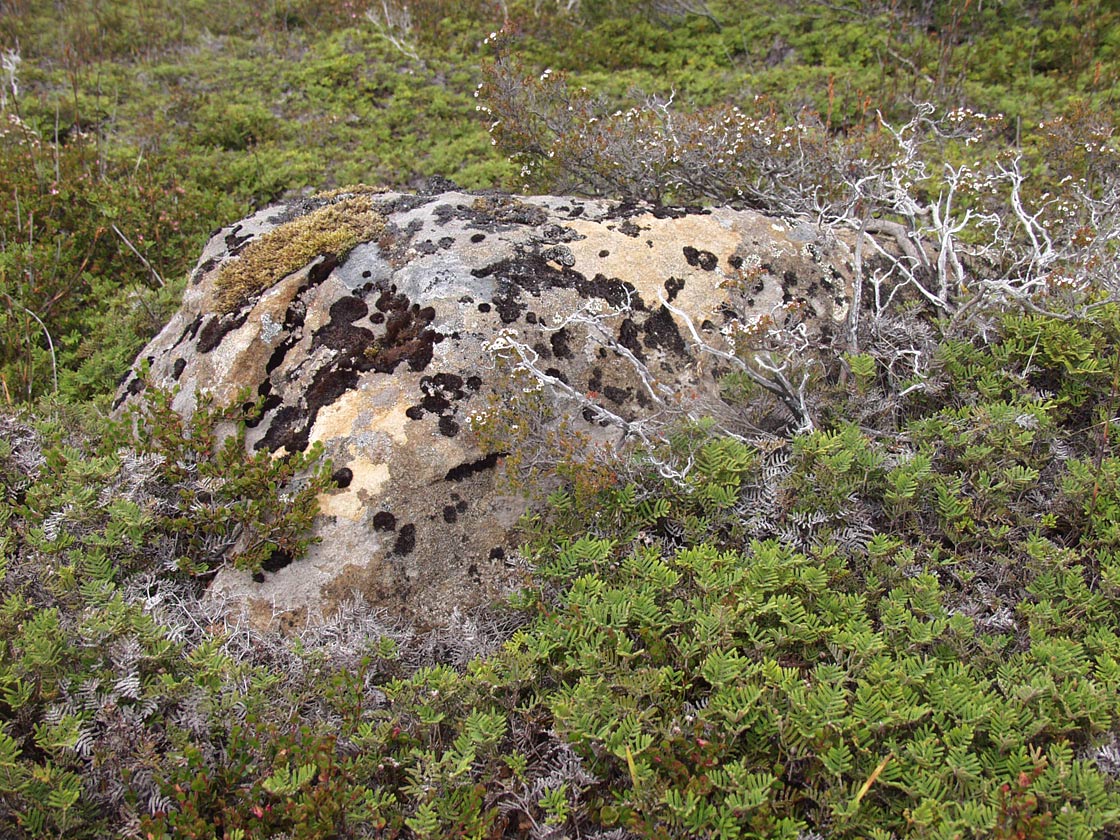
xmin=946 ymin=108 xmax=1002 ymax=123
xmin=466 ymin=409 xmax=491 ymax=430
xmin=720 ymin=315 xmax=768 ymax=342
xmin=0 ymin=111 xmax=38 ymax=147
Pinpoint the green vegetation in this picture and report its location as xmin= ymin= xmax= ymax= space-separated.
xmin=2 ymin=0 xmax=1120 ymax=837
xmin=6 ymin=308 xmax=1120 ymax=837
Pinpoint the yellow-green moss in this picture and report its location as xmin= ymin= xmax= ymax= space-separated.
xmin=311 ymin=183 xmax=389 ymax=201
xmin=213 ymin=194 xmax=386 ymax=313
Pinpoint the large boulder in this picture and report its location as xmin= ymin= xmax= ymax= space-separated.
xmin=117 ymin=188 xmax=853 ymax=629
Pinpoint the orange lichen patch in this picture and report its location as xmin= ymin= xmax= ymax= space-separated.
xmin=213 ymin=194 xmax=386 ymax=313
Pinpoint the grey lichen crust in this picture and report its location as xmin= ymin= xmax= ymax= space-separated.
xmin=115 ymin=189 xmax=854 ymax=631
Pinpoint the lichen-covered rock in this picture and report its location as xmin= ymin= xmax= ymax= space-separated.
xmin=116 ymin=189 xmax=853 ymax=630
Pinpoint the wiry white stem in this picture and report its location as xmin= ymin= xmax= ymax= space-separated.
xmin=659 ymin=294 xmax=815 ymax=433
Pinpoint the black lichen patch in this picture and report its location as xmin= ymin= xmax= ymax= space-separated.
xmin=619 ymin=318 xmax=645 ymax=360
xmin=544 ymin=367 xmax=568 ymax=384
xmin=442 ymin=505 xmax=458 ymax=523
xmin=541 ymin=223 xmax=582 ymax=243
xmin=369 ymin=287 xmax=441 ymax=374
xmin=307 ymin=253 xmax=340 ymax=287
xmin=493 ymin=292 xmax=525 ymax=324
xmin=588 ymin=367 xmax=602 ymax=393
xmin=176 ymin=315 xmax=204 ymax=347
xmin=473 ymin=254 xmax=586 ymax=324
xmin=599 ymin=249 xmax=610 ymax=258
xmin=542 ymin=244 xmax=575 ymax=267
xmin=550 ymin=328 xmax=573 ymax=360
xmin=576 ymin=274 xmax=647 ymax=311
xmin=488 ymin=547 xmax=506 ymax=561
xmin=172 ymin=358 xmax=187 ymax=380
xmin=372 ymin=511 xmax=397 ymax=532
xmin=224 ymin=224 xmax=253 ymax=255
xmin=425 ymin=373 xmax=466 ymax=402
xmin=261 ymin=365 xmax=360 ymax=453
xmin=112 ymin=373 xmax=146 ymax=409
xmin=445 ymin=452 xmax=502 ymax=482
xmin=422 ymin=174 xmax=461 ymax=195
xmin=643 ymin=306 xmax=687 ymax=355
xmin=332 ymin=467 xmax=353 ymax=488
xmin=393 ymin=523 xmax=416 ymax=556
xmin=415 ymin=239 xmax=441 ymax=255
xmin=406 ymin=373 xmax=469 ymax=434
xmin=469 ymin=195 xmax=549 ymax=227
xmin=650 ymin=205 xmax=708 ymax=219
xmin=683 ymin=246 xmax=719 ymax=271
xmin=779 ymin=272 xmax=804 ymax=303
xmin=258 ymin=405 xmax=301 ymax=452
xmin=421 ymin=392 xmax=450 ymax=413
xmin=664 ymin=276 xmax=686 ymax=303
xmin=466 ymin=376 xmax=482 ymax=391
xmin=329 ymin=295 xmax=369 ymax=323
xmin=311 ymin=301 xmax=376 ymax=362
xmin=431 ymin=203 xmax=459 ymax=224
xmin=618 ymin=219 xmax=642 ymax=237
xmin=250 ymin=304 xmax=305 ymax=408
xmin=728 ymin=254 xmax=744 ymax=270
xmin=265 ymin=334 xmax=298 ymax=376
xmin=253 ymin=289 xmax=401 ymax=450
xmin=192 ymin=257 xmax=219 ymax=285
xmin=602 ymin=385 xmax=631 ymax=405
xmin=244 ymin=394 xmax=282 ymax=429
xmin=472 ymin=255 xmax=577 ymax=293
xmin=470 ymin=233 xmax=486 ymax=243
xmin=197 ymin=309 xmax=251 ymax=354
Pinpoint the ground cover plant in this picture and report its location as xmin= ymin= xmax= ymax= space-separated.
xmin=2 ymin=0 xmax=1120 ymax=837
xmin=5 ymin=301 xmax=1120 ymax=837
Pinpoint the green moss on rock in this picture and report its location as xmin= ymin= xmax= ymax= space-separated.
xmin=213 ymin=193 xmax=386 ymax=313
